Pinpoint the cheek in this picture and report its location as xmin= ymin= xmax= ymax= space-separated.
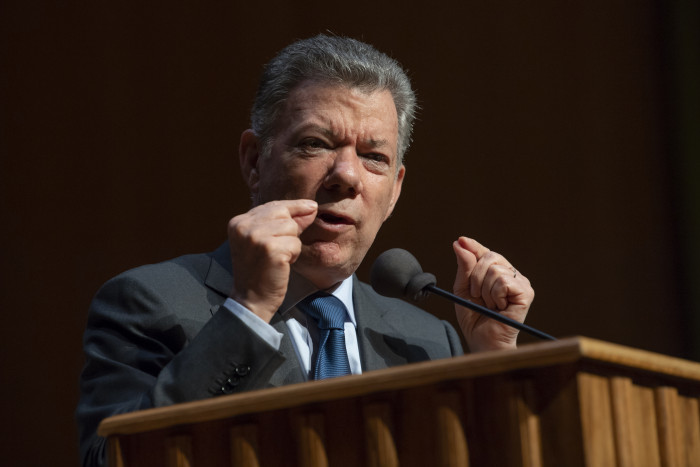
xmin=357 ymin=197 xmax=394 ymax=245
xmin=281 ymin=162 xmax=329 ymax=193
xmin=259 ymin=167 xmax=320 ymax=201
xmin=369 ymin=184 xmax=399 ymax=216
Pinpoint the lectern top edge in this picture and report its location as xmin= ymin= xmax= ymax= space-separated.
xmin=98 ymin=336 xmax=700 ymax=437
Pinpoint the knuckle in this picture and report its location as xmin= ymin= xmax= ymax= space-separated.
xmin=228 ymin=220 xmax=245 ymax=239
xmin=229 ymin=216 xmax=256 ymax=240
xmin=494 ymin=275 xmax=509 ymax=290
xmin=228 ymin=214 xmax=245 ymax=230
xmin=258 ymin=238 xmax=277 ymax=256
xmin=484 ymin=251 xmax=499 ymax=261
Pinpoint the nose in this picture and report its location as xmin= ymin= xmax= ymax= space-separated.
xmin=323 ymin=147 xmax=362 ymax=195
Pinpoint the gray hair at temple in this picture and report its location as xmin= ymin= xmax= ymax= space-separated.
xmin=250 ymin=34 xmax=417 ymax=167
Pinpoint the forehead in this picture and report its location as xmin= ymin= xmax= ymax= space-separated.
xmin=277 ymin=81 xmax=399 ymax=144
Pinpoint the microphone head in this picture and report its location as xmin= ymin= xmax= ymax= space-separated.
xmin=370 ymin=248 xmax=436 ymax=302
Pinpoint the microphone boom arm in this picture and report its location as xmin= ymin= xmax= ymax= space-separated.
xmin=425 ymin=284 xmax=556 ymax=341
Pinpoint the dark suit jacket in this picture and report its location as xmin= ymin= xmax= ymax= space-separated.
xmin=76 ymin=243 xmax=463 ymax=467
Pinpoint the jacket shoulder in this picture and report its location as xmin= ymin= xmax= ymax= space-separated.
xmin=353 ymin=279 xmax=444 ymax=324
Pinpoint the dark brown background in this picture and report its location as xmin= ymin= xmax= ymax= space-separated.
xmin=1 ymin=1 xmax=699 ymax=465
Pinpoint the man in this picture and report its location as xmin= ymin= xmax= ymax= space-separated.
xmin=76 ymin=35 xmax=534 ymax=467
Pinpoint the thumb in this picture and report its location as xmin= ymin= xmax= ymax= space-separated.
xmin=453 ymin=238 xmax=477 ymax=294
xmin=289 ymin=199 xmax=318 ymax=233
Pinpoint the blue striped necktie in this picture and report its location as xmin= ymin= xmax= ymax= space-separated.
xmin=298 ymin=293 xmax=351 ymax=380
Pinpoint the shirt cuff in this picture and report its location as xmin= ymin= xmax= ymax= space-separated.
xmin=222 ymin=298 xmax=283 ymax=350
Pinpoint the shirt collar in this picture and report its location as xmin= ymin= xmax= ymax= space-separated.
xmin=280 ymin=270 xmax=357 ymax=326
xmin=331 ymin=275 xmax=356 ymax=326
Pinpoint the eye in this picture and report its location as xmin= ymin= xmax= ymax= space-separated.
xmin=298 ymin=138 xmax=330 ymax=150
xmin=360 ymin=152 xmax=390 ymax=165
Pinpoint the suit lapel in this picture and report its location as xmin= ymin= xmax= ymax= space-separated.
xmin=204 ymin=242 xmax=234 ymax=297
xmin=352 ymin=276 xmax=410 ymax=372
xmin=268 ymin=313 xmax=307 ymax=386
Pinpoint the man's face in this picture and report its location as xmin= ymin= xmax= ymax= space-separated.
xmin=249 ymin=81 xmax=405 ymax=288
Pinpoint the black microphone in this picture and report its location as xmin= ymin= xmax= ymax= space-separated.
xmin=370 ymin=248 xmax=555 ymax=341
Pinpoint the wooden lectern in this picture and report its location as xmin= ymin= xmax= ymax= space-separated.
xmin=99 ymin=337 xmax=700 ymax=466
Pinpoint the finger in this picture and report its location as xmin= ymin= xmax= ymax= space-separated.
xmin=228 ymin=212 xmax=298 ymax=241
xmin=475 ymin=263 xmax=503 ymax=309
xmin=260 ymin=218 xmax=305 ymax=238
xmin=293 ymin=209 xmax=318 ymax=233
xmin=456 ymin=236 xmax=491 ymax=261
xmin=265 ymin=199 xmax=318 ymax=233
xmin=265 ymin=198 xmax=318 ymax=215
xmin=470 ymin=251 xmax=513 ymax=298
xmin=268 ymin=236 xmax=304 ymax=263
xmin=243 ymin=200 xmax=318 ymax=235
xmin=483 ymin=265 xmax=515 ymax=310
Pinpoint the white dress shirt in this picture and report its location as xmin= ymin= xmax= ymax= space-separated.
xmin=222 ymin=271 xmax=362 ymax=381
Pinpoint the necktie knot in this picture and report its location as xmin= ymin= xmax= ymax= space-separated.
xmin=300 ymin=293 xmax=346 ymax=330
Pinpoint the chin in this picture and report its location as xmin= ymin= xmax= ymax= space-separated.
xmin=296 ymin=243 xmax=359 ymax=287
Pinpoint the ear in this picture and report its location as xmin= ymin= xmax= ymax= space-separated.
xmin=239 ymin=129 xmax=262 ymax=193
xmin=383 ymin=165 xmax=405 ymax=221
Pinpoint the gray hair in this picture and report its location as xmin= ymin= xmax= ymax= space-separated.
xmin=251 ymin=34 xmax=417 ymax=166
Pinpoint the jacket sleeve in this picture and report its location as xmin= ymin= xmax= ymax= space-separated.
xmin=442 ymin=319 xmax=465 ymax=357
xmin=76 ymin=272 xmax=286 ymax=467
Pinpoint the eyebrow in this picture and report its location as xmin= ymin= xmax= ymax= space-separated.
xmin=294 ymin=123 xmax=391 ymax=149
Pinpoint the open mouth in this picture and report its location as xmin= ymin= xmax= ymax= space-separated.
xmin=318 ymin=212 xmax=352 ymax=225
